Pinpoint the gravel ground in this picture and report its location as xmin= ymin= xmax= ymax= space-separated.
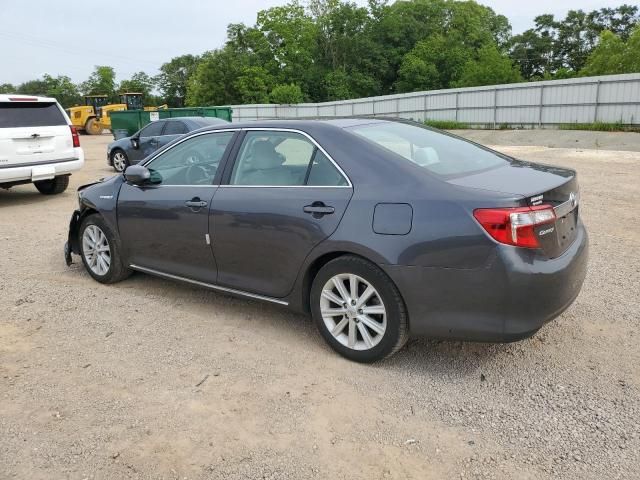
xmin=1 ymin=130 xmax=639 ymax=479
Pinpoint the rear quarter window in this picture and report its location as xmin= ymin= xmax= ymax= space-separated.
xmin=348 ymin=122 xmax=507 ymax=177
xmin=0 ymin=102 xmax=66 ymax=128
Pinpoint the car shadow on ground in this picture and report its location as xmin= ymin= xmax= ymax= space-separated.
xmin=80 ymin=267 xmax=527 ymax=379
xmin=0 ymin=187 xmax=70 ymax=207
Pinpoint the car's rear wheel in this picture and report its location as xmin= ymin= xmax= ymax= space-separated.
xmin=34 ymin=175 xmax=69 ymax=195
xmin=311 ymin=255 xmax=409 ymax=362
xmin=79 ymin=214 xmax=131 ymax=284
xmin=111 ymin=150 xmax=129 ymax=172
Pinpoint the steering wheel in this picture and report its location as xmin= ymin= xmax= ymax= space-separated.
xmin=185 ymin=165 xmax=209 ymax=185
xmin=184 ymin=150 xmax=203 ymax=165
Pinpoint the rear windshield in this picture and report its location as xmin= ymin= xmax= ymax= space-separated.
xmin=348 ymin=122 xmax=507 ymax=177
xmin=0 ymin=102 xmax=66 ymax=128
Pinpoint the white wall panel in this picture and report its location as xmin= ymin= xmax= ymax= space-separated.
xmin=229 ymin=74 xmax=640 ymax=125
xmin=459 ymin=90 xmax=493 ymax=108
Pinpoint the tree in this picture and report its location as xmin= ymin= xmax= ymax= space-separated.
xmin=234 ymin=66 xmax=273 ymax=103
xmin=186 ymin=48 xmax=246 ymax=106
xmin=156 ymin=54 xmax=201 ymax=107
xmin=16 ymin=79 xmax=49 ymax=96
xmin=395 ymin=34 xmax=472 ymax=92
xmin=256 ymin=1 xmax=317 ymax=87
xmin=510 ymin=5 xmax=639 ymax=79
xmin=309 ymin=0 xmax=381 ymax=100
xmin=580 ymin=28 xmax=640 ymax=76
xmin=269 ymin=83 xmax=304 ymax=103
xmin=0 ymin=83 xmax=16 ymax=94
xmin=454 ymin=45 xmax=522 ymax=88
xmin=373 ymin=0 xmax=511 ymax=93
xmin=119 ymin=72 xmax=156 ymax=101
xmin=509 ymin=29 xmax=555 ymax=79
xmin=12 ymin=75 xmax=81 ymax=108
xmin=41 ymin=74 xmax=82 ymax=107
xmin=81 ymin=66 xmax=117 ymax=101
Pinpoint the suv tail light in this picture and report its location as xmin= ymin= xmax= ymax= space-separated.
xmin=70 ymin=126 xmax=80 ymax=148
xmin=473 ymin=205 xmax=556 ymax=248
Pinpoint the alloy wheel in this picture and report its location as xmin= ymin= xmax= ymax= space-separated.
xmin=82 ymin=225 xmax=111 ymax=276
xmin=320 ymin=273 xmax=387 ymax=351
xmin=113 ymin=152 xmax=127 ymax=172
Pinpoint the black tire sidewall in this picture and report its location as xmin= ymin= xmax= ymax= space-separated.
xmin=310 ymin=256 xmax=406 ymax=363
xmin=34 ymin=175 xmax=69 ymax=195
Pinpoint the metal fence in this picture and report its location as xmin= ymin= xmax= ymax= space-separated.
xmin=230 ymin=73 xmax=640 ymax=127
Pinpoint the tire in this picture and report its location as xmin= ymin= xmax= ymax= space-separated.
xmin=310 ymin=255 xmax=409 ymax=363
xmin=78 ymin=214 xmax=131 ymax=284
xmin=34 ymin=175 xmax=69 ymax=195
xmin=85 ymin=117 xmax=102 ymax=135
xmin=110 ymin=149 xmax=129 ymax=172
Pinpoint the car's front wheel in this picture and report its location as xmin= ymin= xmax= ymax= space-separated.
xmin=111 ymin=149 xmax=129 ymax=172
xmin=79 ymin=214 xmax=131 ymax=284
xmin=310 ymin=255 xmax=409 ymax=362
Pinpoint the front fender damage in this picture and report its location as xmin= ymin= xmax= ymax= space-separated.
xmin=64 ymin=209 xmax=81 ymax=266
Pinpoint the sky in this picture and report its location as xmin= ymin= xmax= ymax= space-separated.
xmin=0 ymin=0 xmax=631 ymax=85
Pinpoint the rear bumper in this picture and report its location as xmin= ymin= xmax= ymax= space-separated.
xmin=382 ymin=222 xmax=589 ymax=342
xmin=0 ymin=151 xmax=84 ymax=185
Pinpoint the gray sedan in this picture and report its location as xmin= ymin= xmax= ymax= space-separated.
xmin=107 ymin=117 xmax=229 ymax=172
xmin=65 ymin=119 xmax=588 ymax=363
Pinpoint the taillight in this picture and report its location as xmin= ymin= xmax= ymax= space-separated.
xmin=70 ymin=126 xmax=80 ymax=148
xmin=473 ymin=205 xmax=556 ymax=248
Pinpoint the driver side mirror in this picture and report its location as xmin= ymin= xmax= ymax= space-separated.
xmin=130 ymin=137 xmax=140 ymax=149
xmin=124 ymin=165 xmax=150 ymax=184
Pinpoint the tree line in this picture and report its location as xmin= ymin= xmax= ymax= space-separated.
xmin=1 ymin=1 xmax=638 ymax=109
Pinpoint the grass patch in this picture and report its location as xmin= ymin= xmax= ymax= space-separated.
xmin=424 ymin=119 xmax=469 ymax=130
xmin=559 ymin=122 xmax=640 ymax=133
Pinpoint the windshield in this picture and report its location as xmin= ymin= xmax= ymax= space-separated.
xmin=0 ymin=102 xmax=66 ymax=128
xmin=348 ymin=121 xmax=507 ymax=177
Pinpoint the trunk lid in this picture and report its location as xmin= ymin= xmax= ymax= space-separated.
xmin=451 ymin=160 xmax=580 ymax=258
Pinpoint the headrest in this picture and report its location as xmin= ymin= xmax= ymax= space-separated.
xmin=251 ymin=140 xmax=283 ymax=169
xmin=414 ymin=147 xmax=439 ymax=166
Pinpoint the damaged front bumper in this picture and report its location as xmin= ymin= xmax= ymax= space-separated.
xmin=64 ymin=209 xmax=81 ymax=266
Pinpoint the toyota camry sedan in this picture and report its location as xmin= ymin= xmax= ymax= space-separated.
xmin=64 ymin=119 xmax=588 ymax=362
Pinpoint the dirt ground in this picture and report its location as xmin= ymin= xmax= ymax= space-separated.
xmin=1 ymin=130 xmax=639 ymax=480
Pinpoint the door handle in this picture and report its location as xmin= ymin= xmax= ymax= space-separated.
xmin=185 ymin=198 xmax=208 ymax=208
xmin=303 ymin=202 xmax=335 ymax=218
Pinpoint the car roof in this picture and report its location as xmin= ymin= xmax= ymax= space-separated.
xmin=0 ymin=94 xmax=58 ymax=103
xmin=193 ymin=117 xmax=397 ymax=133
xmin=161 ymin=116 xmax=228 ymax=126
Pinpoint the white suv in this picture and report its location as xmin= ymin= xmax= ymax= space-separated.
xmin=0 ymin=94 xmax=84 ymax=195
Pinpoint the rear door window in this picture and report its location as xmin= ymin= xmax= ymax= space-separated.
xmin=230 ymin=132 xmax=314 ymax=186
xmin=139 ymin=121 xmax=165 ymax=137
xmin=0 ymin=102 xmax=66 ymax=128
xmin=230 ymin=131 xmax=349 ymax=187
xmin=163 ymin=121 xmax=188 ymax=136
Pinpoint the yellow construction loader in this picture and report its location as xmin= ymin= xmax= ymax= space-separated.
xmin=67 ymin=93 xmax=166 ymax=135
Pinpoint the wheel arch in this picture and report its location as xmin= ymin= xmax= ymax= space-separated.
xmin=298 ymin=250 xmax=404 ymax=316
xmin=110 ymin=146 xmax=125 ymax=157
xmin=69 ymin=207 xmax=100 ymax=255
xmin=109 ymin=147 xmax=128 ymax=169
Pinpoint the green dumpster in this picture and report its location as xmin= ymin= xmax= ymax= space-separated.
xmin=110 ymin=107 xmax=233 ymax=138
